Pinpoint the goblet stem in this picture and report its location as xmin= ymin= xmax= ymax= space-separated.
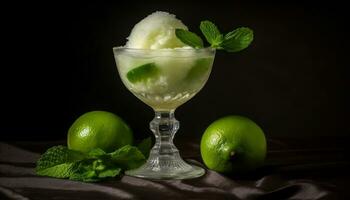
xmin=125 ymin=110 xmax=205 ymax=179
xmin=150 ymin=111 xmax=179 ymax=158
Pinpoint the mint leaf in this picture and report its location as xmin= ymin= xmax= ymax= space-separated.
xmin=175 ymin=29 xmax=204 ymax=48
xmin=36 ymin=146 xmax=84 ymax=171
xmin=200 ymin=20 xmax=223 ymax=47
xmin=69 ymin=158 xmax=122 ymax=182
xmin=70 ymin=172 xmax=98 ymax=182
xmin=37 ymin=163 xmax=77 ymax=178
xmin=87 ymin=148 xmax=106 ymax=158
xmin=221 ymin=27 xmax=254 ymax=52
xmin=36 ymin=146 xmax=85 ymax=178
xmin=126 ymin=63 xmax=159 ymax=83
xmin=110 ymin=145 xmax=146 ymax=170
xmin=137 ymin=137 xmax=153 ymax=158
xmin=98 ymin=166 xmax=122 ymax=178
xmin=69 ymin=159 xmax=99 ymax=182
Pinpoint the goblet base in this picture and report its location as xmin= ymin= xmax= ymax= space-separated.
xmin=125 ymin=152 xmax=205 ymax=180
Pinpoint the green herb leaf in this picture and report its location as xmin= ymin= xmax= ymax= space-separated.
xmin=110 ymin=145 xmax=146 ymax=170
xmin=69 ymin=159 xmax=98 ymax=182
xmin=69 ymin=158 xmax=122 ymax=182
xmin=36 ymin=145 xmax=146 ymax=182
xmin=175 ymin=29 xmax=204 ymax=48
xmin=97 ymin=166 xmax=122 ymax=179
xmin=137 ymin=137 xmax=153 ymax=158
xmin=37 ymin=162 xmax=77 ymax=178
xmin=221 ymin=27 xmax=254 ymax=52
xmin=200 ymin=20 xmax=223 ymax=47
xmin=36 ymin=146 xmax=85 ymax=178
xmin=87 ymin=148 xmax=106 ymax=158
xmin=126 ymin=63 xmax=159 ymax=83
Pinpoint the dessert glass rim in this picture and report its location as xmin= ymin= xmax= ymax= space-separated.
xmin=113 ymin=46 xmax=215 ymax=52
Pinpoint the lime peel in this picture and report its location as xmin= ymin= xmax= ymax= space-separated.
xmin=126 ymin=63 xmax=159 ymax=83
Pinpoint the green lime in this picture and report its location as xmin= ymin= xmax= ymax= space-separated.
xmin=126 ymin=62 xmax=159 ymax=83
xmin=200 ymin=115 xmax=266 ymax=173
xmin=67 ymin=111 xmax=133 ymax=153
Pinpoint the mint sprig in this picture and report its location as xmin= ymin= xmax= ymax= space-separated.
xmin=176 ymin=20 xmax=253 ymax=52
xmin=69 ymin=158 xmax=122 ymax=182
xmin=36 ymin=141 xmax=151 ymax=182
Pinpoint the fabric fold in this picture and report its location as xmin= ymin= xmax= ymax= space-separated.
xmin=0 ymin=142 xmax=340 ymax=200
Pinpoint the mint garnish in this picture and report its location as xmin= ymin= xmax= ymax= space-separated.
xmin=87 ymin=148 xmax=106 ymax=158
xmin=221 ymin=27 xmax=254 ymax=52
xmin=110 ymin=145 xmax=146 ymax=170
xmin=176 ymin=20 xmax=253 ymax=52
xmin=199 ymin=20 xmax=223 ymax=48
xmin=175 ymin=29 xmax=204 ymax=48
xmin=36 ymin=146 xmax=85 ymax=178
xmin=36 ymin=143 xmax=150 ymax=182
xmin=69 ymin=158 xmax=122 ymax=182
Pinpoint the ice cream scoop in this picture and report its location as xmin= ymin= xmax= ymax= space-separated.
xmin=126 ymin=11 xmax=189 ymax=49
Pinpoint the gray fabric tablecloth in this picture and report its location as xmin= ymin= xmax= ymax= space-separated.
xmin=0 ymin=138 xmax=348 ymax=200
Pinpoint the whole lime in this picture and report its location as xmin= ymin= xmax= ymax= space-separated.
xmin=200 ymin=115 xmax=266 ymax=173
xmin=67 ymin=111 xmax=133 ymax=153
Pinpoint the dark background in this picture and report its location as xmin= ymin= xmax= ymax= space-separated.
xmin=1 ymin=1 xmax=349 ymax=141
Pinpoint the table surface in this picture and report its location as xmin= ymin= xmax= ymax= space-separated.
xmin=0 ymin=137 xmax=349 ymax=200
